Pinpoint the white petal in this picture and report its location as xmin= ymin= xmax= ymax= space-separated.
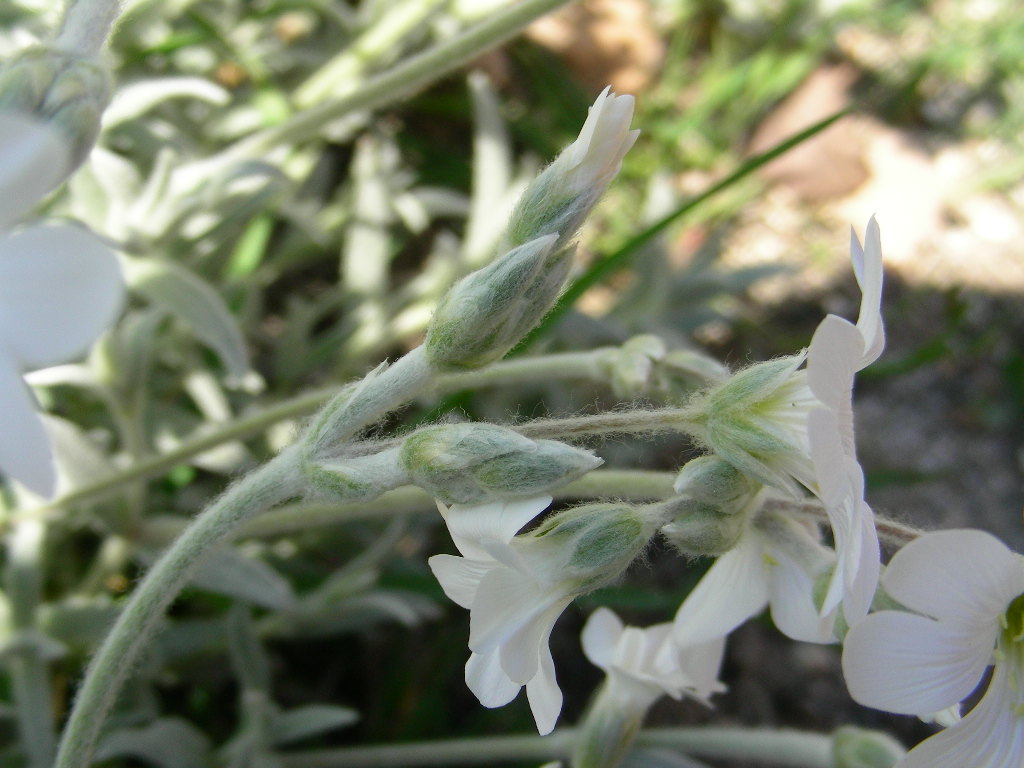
xmin=842 ymin=505 xmax=880 ymax=627
xmin=675 ymin=635 xmax=728 ymax=701
xmin=580 ymin=607 xmax=623 ymax=671
xmin=525 ymin=630 xmax=563 ymax=735
xmin=499 ymin=598 xmax=571 ymax=685
xmin=445 ymin=496 xmax=551 ymax=556
xmin=806 ymin=315 xmax=860 ymax=414
xmin=841 ymin=611 xmax=994 ymax=715
xmin=0 ymin=350 xmax=55 ymax=495
xmin=851 ymin=217 xmax=885 ymax=369
xmin=0 ymin=113 xmax=71 ymax=229
xmin=767 ymin=548 xmax=836 ymax=644
xmin=807 ymin=407 xmax=850 ymax=505
xmin=671 ymin=535 xmax=769 ymax=647
xmin=465 ymin=650 xmax=520 ymax=708
xmin=428 ymin=554 xmax=492 ymax=609
xmin=883 ymin=529 xmax=1024 ymax=628
xmin=468 ymin=565 xmax=561 ymax=669
xmin=0 ymin=225 xmax=123 ymax=369
xmin=900 ymin=662 xmax=1024 ymax=768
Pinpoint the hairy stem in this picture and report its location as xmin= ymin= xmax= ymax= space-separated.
xmin=53 ymin=450 xmax=302 ymax=768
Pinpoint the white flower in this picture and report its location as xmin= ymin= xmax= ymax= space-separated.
xmin=669 ymin=507 xmax=841 ymax=646
xmin=842 ymin=529 xmax=1024 ymax=768
xmin=582 ymin=607 xmax=725 ymax=709
xmin=428 ymin=495 xmax=571 ymax=735
xmin=0 ymin=111 xmax=124 ymax=497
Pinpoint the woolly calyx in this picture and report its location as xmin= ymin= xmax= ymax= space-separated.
xmin=424 ymin=233 xmax=571 ymax=371
xmin=399 ymin=422 xmax=602 ymax=505
xmin=302 ymin=448 xmax=409 ymax=503
xmin=0 ymin=47 xmax=111 ymax=173
xmin=525 ymin=502 xmax=654 ymax=592
xmin=659 ymin=456 xmax=759 ymax=557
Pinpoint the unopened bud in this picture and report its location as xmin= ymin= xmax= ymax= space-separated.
xmin=673 ymin=456 xmax=757 ymax=502
xmin=303 ymin=448 xmax=407 ymax=502
xmin=571 ymin=682 xmax=645 ymax=768
xmin=501 ymin=87 xmax=638 ymax=253
xmin=0 ymin=47 xmax=111 ymax=173
xmin=660 ymin=457 xmax=758 ymax=556
xmin=425 ymin=233 xmax=570 ymax=370
xmin=400 ymin=423 xmax=601 ymax=504
xmin=831 ymin=727 xmax=905 ymax=768
xmin=527 ymin=502 xmax=652 ymax=591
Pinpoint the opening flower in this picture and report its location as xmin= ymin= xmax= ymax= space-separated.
xmin=0 ymin=111 xmax=124 ymax=496
xmin=842 ymin=529 xmax=1024 ymax=767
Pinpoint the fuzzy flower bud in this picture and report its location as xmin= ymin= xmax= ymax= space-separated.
xmin=659 ymin=456 xmax=759 ymax=556
xmin=425 ymin=233 xmax=570 ymax=370
xmin=400 ymin=423 xmax=602 ymax=504
xmin=0 ymin=47 xmax=111 ymax=173
xmin=303 ymin=448 xmax=408 ymax=503
xmin=501 ymin=87 xmax=638 ymax=253
xmin=525 ymin=502 xmax=654 ymax=592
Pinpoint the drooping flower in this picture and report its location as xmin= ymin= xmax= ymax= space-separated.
xmin=842 ymin=529 xmax=1024 ymax=768
xmin=0 ymin=111 xmax=123 ymax=496
xmin=669 ymin=506 xmax=841 ymax=647
xmin=688 ymin=218 xmax=884 ymax=629
xmin=429 ymin=495 xmax=656 ymax=734
xmin=574 ymin=607 xmax=725 ymax=768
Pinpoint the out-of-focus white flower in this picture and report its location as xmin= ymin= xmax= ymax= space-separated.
xmin=0 ymin=111 xmax=123 ymax=496
xmin=582 ymin=607 xmax=725 ymax=708
xmin=428 ymin=495 xmax=569 ymax=735
xmin=842 ymin=529 xmax=1024 ymax=768
xmin=694 ymin=218 xmax=884 ymax=629
xmin=669 ymin=507 xmax=840 ymax=647
xmin=575 ymin=607 xmax=725 ymax=768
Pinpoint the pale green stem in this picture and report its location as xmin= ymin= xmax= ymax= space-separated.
xmin=274 ymin=727 xmax=835 ymax=767
xmin=53 ymin=450 xmax=302 ymax=768
xmin=295 ymin=0 xmax=449 ymax=107
xmin=14 ymin=348 xmax=639 ymax=524
xmin=224 ymin=0 xmax=574 ymax=160
xmin=247 ymin=469 xmax=674 ymax=538
xmin=763 ymin=498 xmax=924 ymax=547
xmin=54 ymin=0 xmax=123 ymax=56
xmin=5 ymin=520 xmax=56 ymax=768
xmin=513 ymin=407 xmax=703 ymax=442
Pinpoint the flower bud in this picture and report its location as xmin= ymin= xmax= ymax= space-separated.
xmin=526 ymin=502 xmax=653 ymax=591
xmin=303 ymin=448 xmax=408 ymax=502
xmin=0 ymin=47 xmax=111 ymax=173
xmin=399 ymin=423 xmax=602 ymax=504
xmin=831 ymin=727 xmax=906 ymax=768
xmin=659 ymin=456 xmax=758 ymax=557
xmin=425 ymin=233 xmax=571 ymax=370
xmin=501 ymin=87 xmax=638 ymax=254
